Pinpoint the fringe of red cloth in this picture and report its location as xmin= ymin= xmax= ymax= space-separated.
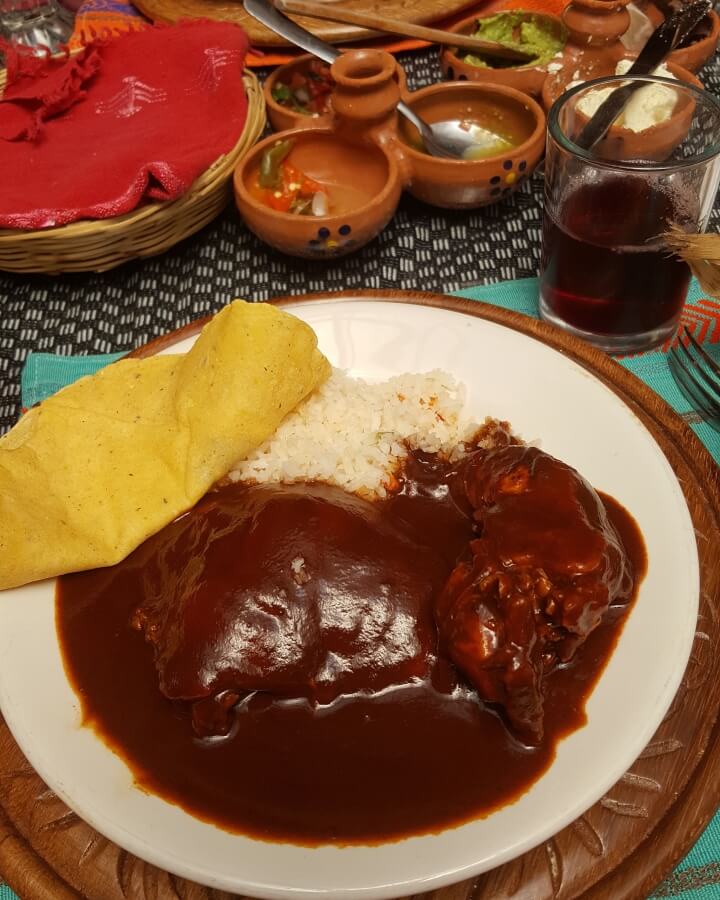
xmin=0 ymin=42 xmax=102 ymax=141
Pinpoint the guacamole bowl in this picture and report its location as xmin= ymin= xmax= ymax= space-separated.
xmin=441 ymin=10 xmax=569 ymax=98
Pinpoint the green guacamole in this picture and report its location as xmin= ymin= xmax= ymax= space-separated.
xmin=462 ymin=11 xmax=566 ymax=69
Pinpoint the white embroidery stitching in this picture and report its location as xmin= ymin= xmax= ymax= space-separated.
xmin=196 ymin=47 xmax=239 ymax=91
xmin=96 ymin=77 xmax=168 ymax=118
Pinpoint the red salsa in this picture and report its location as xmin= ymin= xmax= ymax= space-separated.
xmin=271 ymin=60 xmax=334 ymax=116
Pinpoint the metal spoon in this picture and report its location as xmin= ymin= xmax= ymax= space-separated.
xmin=243 ymin=0 xmax=479 ymax=160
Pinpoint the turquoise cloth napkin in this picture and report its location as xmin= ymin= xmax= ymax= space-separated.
xmin=8 ymin=277 xmax=720 ymax=900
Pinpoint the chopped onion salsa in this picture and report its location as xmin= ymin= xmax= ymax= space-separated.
xmin=253 ymin=140 xmax=329 ymax=216
xmin=271 ymin=60 xmax=334 ymax=116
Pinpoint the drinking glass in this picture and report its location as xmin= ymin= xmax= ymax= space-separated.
xmin=539 ymin=76 xmax=720 ymax=354
xmin=0 ymin=0 xmax=73 ymax=54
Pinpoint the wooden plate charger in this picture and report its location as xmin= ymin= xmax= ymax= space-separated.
xmin=0 ymin=290 xmax=717 ymax=900
xmin=133 ymin=0 xmax=479 ymax=47
xmin=0 ymin=71 xmax=265 ymax=275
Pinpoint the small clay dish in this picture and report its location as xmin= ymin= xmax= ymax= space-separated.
xmin=398 ymin=83 xmax=545 ymax=209
xmin=265 ymin=52 xmax=408 ymax=132
xmin=541 ymin=58 xmax=702 ymax=112
xmin=440 ymin=10 xmax=568 ymax=98
xmin=234 ymin=129 xmax=402 ymax=258
xmin=552 ymin=71 xmax=703 ymax=163
xmin=668 ymin=11 xmax=720 ymax=74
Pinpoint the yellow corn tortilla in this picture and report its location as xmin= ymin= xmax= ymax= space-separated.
xmin=0 ymin=301 xmax=330 ymax=590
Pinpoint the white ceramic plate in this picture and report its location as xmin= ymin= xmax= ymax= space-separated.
xmin=0 ymin=299 xmax=699 ymax=900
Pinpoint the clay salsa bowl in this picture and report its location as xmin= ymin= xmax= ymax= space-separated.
xmin=265 ymin=52 xmax=408 ymax=132
xmin=669 ymin=10 xmax=720 ymax=74
xmin=398 ymin=82 xmax=546 ymax=209
xmin=233 ymin=129 xmax=402 ymax=257
xmin=549 ymin=71 xmax=704 ymax=163
xmin=440 ymin=10 xmax=569 ymax=98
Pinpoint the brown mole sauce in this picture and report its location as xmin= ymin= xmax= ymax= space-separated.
xmin=56 ymin=452 xmax=646 ymax=845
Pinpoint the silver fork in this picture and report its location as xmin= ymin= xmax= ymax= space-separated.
xmin=668 ymin=326 xmax=720 ymax=433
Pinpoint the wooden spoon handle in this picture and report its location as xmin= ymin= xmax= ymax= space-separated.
xmin=273 ymin=0 xmax=534 ymax=62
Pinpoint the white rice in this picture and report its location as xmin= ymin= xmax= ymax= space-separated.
xmin=230 ymin=368 xmax=488 ymax=498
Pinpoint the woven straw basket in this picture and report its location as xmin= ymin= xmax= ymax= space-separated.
xmin=0 ymin=69 xmax=265 ymax=274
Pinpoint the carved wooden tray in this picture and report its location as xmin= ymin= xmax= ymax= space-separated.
xmin=0 ymin=291 xmax=718 ymax=900
xmin=132 ymin=0 xmax=480 ymax=47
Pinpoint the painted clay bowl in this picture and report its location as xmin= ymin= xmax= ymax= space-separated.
xmin=233 ymin=129 xmax=402 ymax=258
xmin=265 ymin=52 xmax=408 ymax=132
xmin=440 ymin=10 xmax=568 ymax=98
xmin=398 ymin=82 xmax=546 ymax=209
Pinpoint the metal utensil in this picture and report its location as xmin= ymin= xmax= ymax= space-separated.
xmin=669 ymin=325 xmax=720 ymax=433
xmin=243 ymin=0 xmax=479 ymax=160
xmin=275 ymin=0 xmax=533 ymax=63
xmin=575 ymin=0 xmax=712 ymax=152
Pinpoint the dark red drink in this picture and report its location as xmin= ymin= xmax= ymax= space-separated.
xmin=540 ymin=177 xmax=691 ymax=346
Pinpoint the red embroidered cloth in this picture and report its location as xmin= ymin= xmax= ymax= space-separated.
xmin=0 ymin=21 xmax=249 ymax=229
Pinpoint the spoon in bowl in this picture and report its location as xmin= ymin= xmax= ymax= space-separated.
xmin=243 ymin=0 xmax=480 ymax=160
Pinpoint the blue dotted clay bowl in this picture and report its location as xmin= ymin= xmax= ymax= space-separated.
xmin=399 ymin=82 xmax=545 ymax=210
xmin=234 ymin=130 xmax=402 ymax=259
